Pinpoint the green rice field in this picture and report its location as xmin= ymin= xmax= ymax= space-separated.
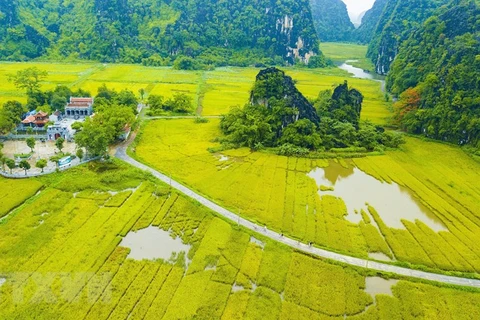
xmin=0 ymin=62 xmax=390 ymax=124
xmin=134 ymin=118 xmax=480 ymax=275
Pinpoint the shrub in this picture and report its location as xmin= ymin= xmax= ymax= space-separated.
xmin=276 ymin=144 xmax=309 ymax=157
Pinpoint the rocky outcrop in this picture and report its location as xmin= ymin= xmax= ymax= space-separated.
xmin=330 ymin=80 xmax=363 ymax=127
xmin=309 ymin=0 xmax=355 ymax=42
xmin=365 ymin=0 xmax=449 ymax=75
xmin=251 ymin=68 xmax=320 ymax=126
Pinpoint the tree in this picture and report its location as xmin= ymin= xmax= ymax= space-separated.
xmin=75 ymin=119 xmax=111 ymax=157
xmin=26 ymin=127 xmax=33 ymax=135
xmin=165 ymin=93 xmax=193 ymax=113
xmin=36 ymin=159 xmax=47 ymax=173
xmin=26 ymin=137 xmax=36 ymax=153
xmin=71 ymin=122 xmax=83 ymax=131
xmin=393 ymin=88 xmax=421 ymax=126
xmin=116 ymin=89 xmax=138 ymax=108
xmin=0 ymin=154 xmax=6 ymax=172
xmin=6 ymin=159 xmax=15 ymax=174
xmin=8 ymin=67 xmax=48 ymax=95
xmin=147 ymin=95 xmax=164 ymax=111
xmin=173 ymin=56 xmax=198 ymax=70
xmin=139 ymin=88 xmax=145 ymax=100
xmin=19 ymin=160 xmax=31 ymax=175
xmin=307 ymin=55 xmax=329 ymax=68
xmin=76 ymin=148 xmax=84 ymax=161
xmin=0 ymin=100 xmax=26 ymax=134
xmin=55 ymin=137 xmax=65 ymax=152
xmin=50 ymin=94 xmax=67 ymax=111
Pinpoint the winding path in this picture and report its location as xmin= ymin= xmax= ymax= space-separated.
xmin=115 ymin=143 xmax=480 ymax=288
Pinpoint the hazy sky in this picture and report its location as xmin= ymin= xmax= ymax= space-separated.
xmin=342 ymin=0 xmax=376 ymax=17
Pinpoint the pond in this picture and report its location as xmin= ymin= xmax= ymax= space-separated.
xmin=120 ymin=226 xmax=191 ymax=261
xmin=365 ymin=277 xmax=398 ymax=299
xmin=307 ymin=161 xmax=447 ymax=232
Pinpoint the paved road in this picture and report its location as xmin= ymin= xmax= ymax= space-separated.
xmin=145 ymin=115 xmax=221 ymax=119
xmin=115 ymin=144 xmax=480 ymax=288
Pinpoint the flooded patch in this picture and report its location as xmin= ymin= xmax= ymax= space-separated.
xmin=219 ymin=155 xmax=229 ymax=162
xmin=250 ymin=236 xmax=265 ymax=248
xmin=365 ymin=277 xmax=398 ymax=299
xmin=232 ymin=283 xmax=245 ymax=292
xmin=368 ymin=252 xmax=393 ymax=262
xmin=120 ymin=226 xmax=191 ymax=261
xmin=0 ymin=278 xmax=5 ymax=287
xmin=307 ymin=161 xmax=447 ymax=231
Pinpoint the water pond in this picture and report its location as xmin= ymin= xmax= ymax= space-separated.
xmin=120 ymin=226 xmax=191 ymax=261
xmin=308 ymin=161 xmax=447 ymax=232
xmin=365 ymin=277 xmax=399 ymax=299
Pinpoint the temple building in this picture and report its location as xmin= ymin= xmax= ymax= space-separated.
xmin=47 ymin=118 xmax=77 ymax=141
xmin=65 ymin=97 xmax=94 ymax=118
xmin=21 ymin=111 xmax=49 ymax=128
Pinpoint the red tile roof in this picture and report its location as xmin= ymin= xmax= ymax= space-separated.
xmin=70 ymin=97 xmax=93 ymax=103
xmin=22 ymin=115 xmax=35 ymax=124
xmin=67 ymin=97 xmax=94 ymax=108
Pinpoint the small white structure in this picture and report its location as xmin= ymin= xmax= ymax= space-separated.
xmin=65 ymin=97 xmax=94 ymax=119
xmin=49 ymin=110 xmax=62 ymax=123
xmin=47 ymin=118 xmax=79 ymax=141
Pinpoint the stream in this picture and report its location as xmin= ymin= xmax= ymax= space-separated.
xmin=338 ymin=60 xmax=386 ymax=92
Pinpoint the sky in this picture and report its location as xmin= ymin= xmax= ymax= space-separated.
xmin=341 ymin=0 xmax=376 ymax=19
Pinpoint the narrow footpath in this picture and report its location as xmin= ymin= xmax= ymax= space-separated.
xmin=115 ymin=143 xmax=480 ymax=289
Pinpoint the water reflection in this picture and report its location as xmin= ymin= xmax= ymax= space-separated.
xmin=308 ymin=162 xmax=447 ymax=231
xmin=338 ymin=60 xmax=386 ymax=91
xmin=365 ymin=277 xmax=398 ymax=299
xmin=120 ymin=226 xmax=191 ymax=261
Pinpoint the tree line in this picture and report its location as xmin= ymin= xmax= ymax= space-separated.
xmin=387 ymin=0 xmax=479 ymax=149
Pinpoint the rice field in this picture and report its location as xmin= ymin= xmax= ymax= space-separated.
xmin=320 ymin=42 xmax=375 ymax=72
xmin=135 ymin=119 xmax=480 ymax=274
xmin=0 ymin=160 xmax=479 ymax=319
xmin=0 ymin=62 xmax=390 ymax=124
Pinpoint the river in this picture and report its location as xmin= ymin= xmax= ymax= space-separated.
xmin=338 ymin=60 xmax=386 ymax=92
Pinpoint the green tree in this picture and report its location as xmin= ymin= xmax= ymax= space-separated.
xmin=138 ymin=88 xmax=145 ymax=100
xmin=6 ymin=159 xmax=15 ymax=174
xmin=166 ymin=93 xmax=193 ymax=113
xmin=76 ymin=148 xmax=84 ymax=161
xmin=19 ymin=160 xmax=31 ymax=175
xmin=26 ymin=127 xmax=34 ymax=135
xmin=147 ymin=95 xmax=164 ymax=111
xmin=307 ymin=55 xmax=329 ymax=68
xmin=50 ymin=94 xmax=67 ymax=111
xmin=116 ymin=89 xmax=138 ymax=108
xmin=36 ymin=159 xmax=47 ymax=173
xmin=0 ymin=100 xmax=26 ymax=134
xmin=71 ymin=122 xmax=83 ymax=131
xmin=55 ymin=137 xmax=65 ymax=152
xmin=75 ymin=119 xmax=112 ymax=157
xmin=173 ymin=56 xmax=199 ymax=70
xmin=8 ymin=67 xmax=48 ymax=95
xmin=0 ymin=154 xmax=6 ymax=172
xmin=26 ymin=137 xmax=36 ymax=153
xmin=279 ymin=119 xmax=322 ymax=150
